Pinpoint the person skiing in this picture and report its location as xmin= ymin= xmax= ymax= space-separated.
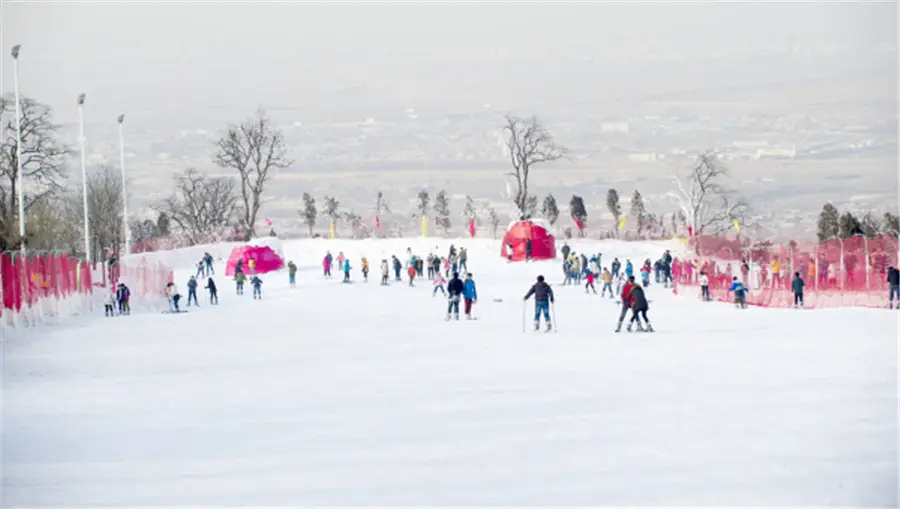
xmin=361 ymin=257 xmax=369 ymax=282
xmin=287 ymin=261 xmax=298 ymax=287
xmin=611 ymin=258 xmax=621 ymax=278
xmin=463 ymin=273 xmax=478 ymax=319
xmin=166 ymin=282 xmax=182 ymax=312
xmin=791 ymin=271 xmax=805 ymax=308
xmin=323 ymin=253 xmax=332 ymax=278
xmin=235 ymin=271 xmax=246 ymax=295
xmin=458 ymin=247 xmax=468 ymax=274
xmin=205 ymin=277 xmax=218 ymax=304
xmin=600 ymin=268 xmax=614 ymax=298
xmin=728 ymin=276 xmax=749 ymax=309
xmin=407 ymin=264 xmax=417 ymax=286
xmin=186 ymin=276 xmax=199 ymax=307
xmin=506 ymin=241 xmax=514 ymax=262
xmin=380 ymin=259 xmax=390 ymax=285
xmin=699 ymin=271 xmax=710 ymax=301
xmin=524 ymin=275 xmax=554 ymax=331
xmin=196 ymin=260 xmax=206 ymax=278
xmin=446 ymin=271 xmax=464 ymax=321
xmin=336 ymin=252 xmax=345 ymax=275
xmin=392 ymin=255 xmax=402 ymax=281
xmin=615 ymin=276 xmax=636 ymax=332
xmin=449 ymin=253 xmax=458 ymax=275
xmin=433 ymin=271 xmax=446 ymax=296
xmin=624 ymin=260 xmax=634 ymax=278
xmin=204 ymin=252 xmax=214 ymax=275
xmin=627 ymin=282 xmax=653 ymax=332
xmin=248 ymin=257 xmax=257 ymax=276
xmin=416 ymin=257 xmax=425 ymax=279
xmin=104 ymin=289 xmax=116 ymax=317
xmin=585 ymin=270 xmax=597 ymax=294
xmin=889 ymin=265 xmax=900 ymax=309
xmin=561 ymin=242 xmax=570 ymax=260
xmin=427 ymin=254 xmax=436 ymax=279
xmin=640 ymin=262 xmax=651 ymax=288
xmin=116 ymin=283 xmax=131 ymax=315
xmin=251 ymin=275 xmax=263 ymax=300
xmin=343 ymin=258 xmax=352 ymax=283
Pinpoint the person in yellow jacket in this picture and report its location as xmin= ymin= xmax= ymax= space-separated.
xmin=600 ymin=268 xmax=614 ymax=298
xmin=248 ymin=258 xmax=257 ymax=275
xmin=361 ymin=257 xmax=370 ymax=282
xmin=770 ymin=258 xmax=781 ymax=288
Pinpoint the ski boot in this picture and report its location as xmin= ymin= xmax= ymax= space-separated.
xmin=454 ymin=313 xmax=460 ymax=321
xmin=534 ymin=321 xmax=540 ymax=331
xmin=546 ymin=322 xmax=552 ymax=332
xmin=635 ymin=322 xmax=645 ymax=332
xmin=615 ymin=321 xmax=623 ymax=333
xmin=626 ymin=322 xmax=633 ymax=332
xmin=645 ymin=323 xmax=654 ymax=332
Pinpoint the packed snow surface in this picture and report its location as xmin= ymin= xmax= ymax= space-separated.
xmin=2 ymin=239 xmax=897 ymax=506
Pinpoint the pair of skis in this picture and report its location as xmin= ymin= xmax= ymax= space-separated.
xmin=522 ymin=301 xmax=557 ymax=333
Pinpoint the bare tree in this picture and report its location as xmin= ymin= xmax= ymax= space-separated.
xmin=25 ymin=194 xmax=81 ymax=254
xmin=0 ymin=95 xmax=70 ymax=250
xmin=301 ymin=192 xmax=317 ymax=236
xmin=83 ymin=165 xmax=126 ymax=260
xmin=483 ymin=202 xmax=501 ymax=238
xmin=375 ymin=190 xmax=391 ymax=217
xmin=157 ymin=168 xmax=240 ymax=244
xmin=213 ymin=108 xmax=291 ymax=240
xmin=501 ymin=114 xmax=567 ymax=213
xmin=669 ymin=152 xmax=751 ymax=235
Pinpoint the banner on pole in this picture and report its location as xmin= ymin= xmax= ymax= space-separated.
xmin=329 ymin=221 xmax=335 ymax=239
xmin=617 ymin=216 xmax=627 ymax=230
xmin=422 ymin=216 xmax=427 ymax=237
xmin=469 ymin=218 xmax=476 ymax=238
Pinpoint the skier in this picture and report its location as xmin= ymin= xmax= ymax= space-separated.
xmin=204 ymin=252 xmax=214 ymax=275
xmin=235 ymin=258 xmax=244 ymax=277
xmin=116 ymin=283 xmax=131 ymax=315
xmin=463 ymin=273 xmax=478 ymax=319
xmin=251 ymin=275 xmax=263 ymax=299
xmin=323 ymin=253 xmax=332 ymax=278
xmin=506 ymin=241 xmax=514 ymax=262
xmin=446 ymin=271 xmax=464 ymax=320
xmin=615 ymin=276 xmax=636 ymax=333
xmin=336 ymin=252 xmax=345 ymax=275
xmin=392 ymin=255 xmax=402 ymax=281
xmin=612 ymin=258 xmax=621 ymax=278
xmin=343 ymin=258 xmax=352 ymax=283
xmin=449 ymin=253 xmax=458 ymax=275
xmin=640 ymin=262 xmax=651 ymax=288
xmin=287 ymin=261 xmax=298 ymax=287
xmin=699 ymin=271 xmax=710 ymax=301
xmin=727 ymin=276 xmax=749 ymax=309
xmin=627 ymin=282 xmax=653 ymax=332
xmin=427 ymin=254 xmax=435 ymax=279
xmin=458 ymin=247 xmax=468 ymax=274
xmin=561 ymin=242 xmax=570 ymax=260
xmin=248 ymin=257 xmax=257 ymax=276
xmin=600 ymin=268 xmax=614 ymax=298
xmin=407 ymin=264 xmax=417 ymax=286
xmin=524 ymin=275 xmax=554 ymax=331
xmin=433 ymin=271 xmax=446 ymax=296
xmin=166 ymin=282 xmax=182 ymax=312
xmin=624 ymin=259 xmax=634 ymax=278
xmin=889 ymin=266 xmax=900 ymax=309
xmin=361 ymin=257 xmax=369 ymax=282
xmin=443 ymin=256 xmax=451 ymax=277
xmin=585 ymin=270 xmax=597 ymax=294
xmin=235 ymin=271 xmax=246 ymax=295
xmin=380 ymin=259 xmax=390 ymax=285
xmin=196 ymin=260 xmax=206 ymax=278
xmin=104 ymin=289 xmax=116 ymax=317
xmin=186 ymin=276 xmax=199 ymax=307
xmin=791 ymin=271 xmax=805 ymax=308
xmin=416 ymin=257 xmax=425 ymax=279
xmin=205 ymin=277 xmax=218 ymax=304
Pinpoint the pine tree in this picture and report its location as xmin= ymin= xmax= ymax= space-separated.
xmin=375 ymin=191 xmax=391 ymax=216
xmin=606 ymin=189 xmax=621 ymax=224
xmin=630 ymin=190 xmax=647 ymax=235
xmin=542 ymin=194 xmax=560 ymax=225
xmin=463 ymin=195 xmax=476 ymax=221
xmin=434 ymin=189 xmax=451 ymax=233
xmin=838 ymin=211 xmax=862 ymax=239
xmin=883 ymin=212 xmax=899 ymax=238
xmin=569 ymin=195 xmax=587 ymax=237
xmin=859 ymin=212 xmax=882 ymax=238
xmin=816 ymin=203 xmax=840 ymax=242
xmin=301 ymin=192 xmax=317 ymax=236
xmin=416 ymin=190 xmax=430 ymax=219
xmin=324 ymin=196 xmax=341 ymax=235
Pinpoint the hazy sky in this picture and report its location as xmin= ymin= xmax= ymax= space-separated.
xmin=1 ymin=1 xmax=896 ymax=125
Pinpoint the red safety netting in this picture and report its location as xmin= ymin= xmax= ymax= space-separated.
xmin=672 ymin=235 xmax=899 ymax=309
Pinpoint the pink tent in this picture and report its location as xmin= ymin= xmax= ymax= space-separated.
xmin=225 ymin=245 xmax=284 ymax=276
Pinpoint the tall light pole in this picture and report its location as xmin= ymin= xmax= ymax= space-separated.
xmin=77 ymin=93 xmax=90 ymax=262
xmin=117 ymin=114 xmax=129 ymax=257
xmin=11 ymin=44 xmax=25 ymax=254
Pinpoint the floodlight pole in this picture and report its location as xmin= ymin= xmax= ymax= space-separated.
xmin=117 ymin=114 xmax=130 ymax=257
xmin=78 ymin=93 xmax=90 ymax=263
xmin=12 ymin=45 xmax=25 ymax=254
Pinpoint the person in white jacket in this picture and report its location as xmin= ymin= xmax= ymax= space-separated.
xmin=166 ymin=282 xmax=182 ymax=312
xmin=700 ymin=272 xmax=710 ymax=301
xmin=380 ymin=259 xmax=390 ymax=285
xmin=104 ymin=290 xmax=116 ymax=317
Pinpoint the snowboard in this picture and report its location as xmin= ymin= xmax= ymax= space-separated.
xmin=162 ymin=310 xmax=189 ymax=314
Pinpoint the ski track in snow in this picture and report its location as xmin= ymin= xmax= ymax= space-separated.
xmin=1 ymin=239 xmax=897 ymax=506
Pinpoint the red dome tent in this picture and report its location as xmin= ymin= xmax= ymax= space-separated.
xmin=501 ymin=219 xmax=557 ymax=262
xmin=225 ymin=244 xmax=284 ymax=276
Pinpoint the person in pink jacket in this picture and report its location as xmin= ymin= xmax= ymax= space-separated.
xmin=323 ymin=255 xmax=332 ymax=277
xmin=433 ymin=272 xmax=446 ymax=296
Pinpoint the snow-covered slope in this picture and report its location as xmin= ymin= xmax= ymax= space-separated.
xmin=2 ymin=238 xmax=896 ymax=506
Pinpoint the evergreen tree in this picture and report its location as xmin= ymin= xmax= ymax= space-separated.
xmin=630 ymin=190 xmax=647 ymax=235
xmin=859 ymin=212 xmax=882 ymax=238
xmin=416 ymin=190 xmax=430 ymax=219
xmin=883 ymin=212 xmax=899 ymax=238
xmin=301 ymin=192 xmax=317 ymax=236
xmin=324 ymin=196 xmax=341 ymax=235
xmin=542 ymin=194 xmax=560 ymax=225
xmin=838 ymin=211 xmax=862 ymax=239
xmin=606 ymin=189 xmax=621 ymax=224
xmin=816 ymin=202 xmax=840 ymax=242
xmin=463 ymin=195 xmax=476 ymax=221
xmin=434 ymin=189 xmax=451 ymax=233
xmin=569 ymin=195 xmax=587 ymax=237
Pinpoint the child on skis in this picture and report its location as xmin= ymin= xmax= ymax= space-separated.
xmin=791 ymin=272 xmax=805 ymax=308
xmin=235 ymin=271 xmax=246 ymax=295
xmin=343 ymin=258 xmax=352 ymax=283
xmin=407 ymin=264 xmax=417 ymax=286
xmin=362 ymin=257 xmax=369 ymax=282
xmin=251 ymin=275 xmax=263 ymax=299
xmin=433 ymin=272 xmax=446 ymax=296
xmin=463 ymin=273 xmax=478 ymax=319
xmin=166 ymin=282 xmax=182 ymax=312
xmin=287 ymin=261 xmax=297 ymax=287
xmin=380 ymin=259 xmax=390 ymax=285
xmin=640 ymin=262 xmax=651 ymax=288
xmin=323 ymin=253 xmax=332 ymax=278
xmin=585 ymin=270 xmax=597 ymax=294
xmin=728 ymin=277 xmax=749 ymax=309
xmin=205 ymin=277 xmax=218 ymax=304
xmin=699 ymin=271 xmax=710 ymax=301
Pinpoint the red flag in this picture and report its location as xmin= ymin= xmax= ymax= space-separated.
xmin=376 ymin=216 xmax=381 ymax=229
xmin=687 ymin=226 xmax=693 ymax=237
xmin=469 ymin=218 xmax=476 ymax=238
xmin=572 ymin=215 xmax=584 ymax=231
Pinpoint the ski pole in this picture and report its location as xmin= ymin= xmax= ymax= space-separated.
xmin=522 ymin=300 xmax=526 ymax=333
xmin=551 ymin=301 xmax=558 ymax=331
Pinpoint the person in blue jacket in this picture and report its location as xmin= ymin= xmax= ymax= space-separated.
xmin=186 ymin=276 xmax=199 ymax=307
xmin=251 ymin=275 xmax=263 ymax=300
xmin=625 ymin=260 xmax=634 ymax=278
xmin=343 ymin=258 xmax=352 ymax=283
xmin=727 ymin=276 xmax=749 ymax=309
xmin=463 ymin=273 xmax=478 ymax=320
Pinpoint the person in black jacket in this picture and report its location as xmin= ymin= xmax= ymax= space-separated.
xmin=446 ymin=272 xmax=465 ymax=320
xmin=888 ymin=266 xmax=900 ymax=309
xmin=524 ymin=275 xmax=554 ymax=331
xmin=627 ymin=283 xmax=653 ymax=332
xmin=205 ymin=277 xmax=218 ymax=305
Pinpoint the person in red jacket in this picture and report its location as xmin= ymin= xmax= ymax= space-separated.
xmin=615 ymin=276 xmax=636 ymax=332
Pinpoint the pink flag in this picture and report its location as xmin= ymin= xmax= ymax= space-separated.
xmin=376 ymin=216 xmax=381 ymax=229
xmin=469 ymin=218 xmax=476 ymax=238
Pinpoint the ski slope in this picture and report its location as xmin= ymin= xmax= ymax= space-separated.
xmin=2 ymin=239 xmax=897 ymax=506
